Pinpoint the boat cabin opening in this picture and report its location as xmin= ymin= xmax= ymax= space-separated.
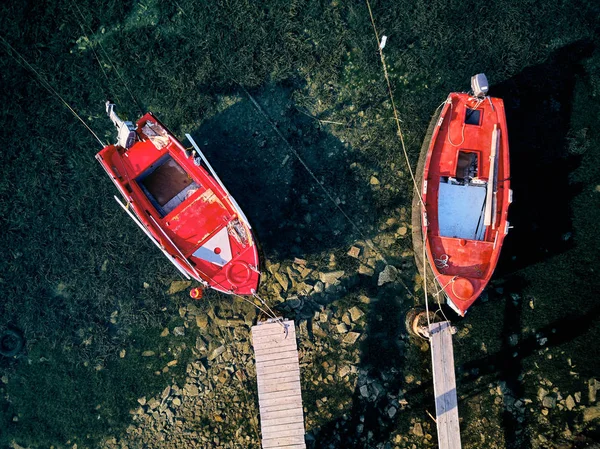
xmin=456 ymin=151 xmax=478 ymax=180
xmin=137 ymin=154 xmax=200 ymax=217
xmin=464 ymin=108 xmax=481 ymax=125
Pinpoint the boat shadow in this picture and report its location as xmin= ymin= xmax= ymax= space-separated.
xmin=493 ymin=39 xmax=594 ymax=275
xmin=296 ymin=39 xmax=597 ymax=448
xmin=187 ymin=83 xmax=388 ymax=264
xmin=187 ymin=82 xmax=415 ymax=448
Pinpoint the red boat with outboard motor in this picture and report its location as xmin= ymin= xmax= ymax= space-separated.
xmin=96 ymin=103 xmax=260 ymax=296
xmin=415 ymin=74 xmax=512 ymax=316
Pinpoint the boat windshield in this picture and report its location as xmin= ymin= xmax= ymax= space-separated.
xmin=137 ymin=155 xmax=200 ymax=217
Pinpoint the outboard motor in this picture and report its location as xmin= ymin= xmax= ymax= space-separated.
xmin=471 ymin=73 xmax=489 ymax=99
xmin=106 ymin=101 xmax=136 ymax=149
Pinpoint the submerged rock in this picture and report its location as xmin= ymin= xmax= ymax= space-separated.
xmin=208 ymin=345 xmax=226 ymax=361
xmin=360 ymin=385 xmax=369 ymax=398
xmin=274 ymin=272 xmax=289 ymax=291
xmin=349 ymin=306 xmax=364 ymax=322
xmin=378 ymin=265 xmax=399 ymax=286
xmin=168 ymin=280 xmax=192 ymax=295
xmin=358 ymin=265 xmax=374 ymax=276
xmin=319 ymin=271 xmax=345 ymax=285
xmin=347 ymin=246 xmax=361 ymax=258
xmin=583 ymin=406 xmax=600 ymax=422
xmin=183 ymin=384 xmax=199 ymax=397
xmin=336 ymin=323 xmax=348 ymax=334
xmin=412 ymin=422 xmax=424 ymax=437
xmin=343 ymin=332 xmax=360 ymax=345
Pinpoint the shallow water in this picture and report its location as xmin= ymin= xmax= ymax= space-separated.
xmin=1 ymin=1 xmax=599 ymax=448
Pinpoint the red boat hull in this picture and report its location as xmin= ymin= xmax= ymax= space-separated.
xmin=96 ymin=113 xmax=260 ymax=295
xmin=420 ymin=93 xmax=511 ymax=315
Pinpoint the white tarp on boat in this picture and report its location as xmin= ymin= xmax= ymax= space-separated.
xmin=438 ymin=182 xmax=486 ymax=240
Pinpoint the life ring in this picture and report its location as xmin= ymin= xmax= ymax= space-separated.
xmin=226 ymin=261 xmax=252 ymax=286
xmin=0 ymin=329 xmax=25 ymax=357
xmin=452 ymin=277 xmax=475 ymax=300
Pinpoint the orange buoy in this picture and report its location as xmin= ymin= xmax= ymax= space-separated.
xmin=189 ymin=287 xmax=203 ymax=300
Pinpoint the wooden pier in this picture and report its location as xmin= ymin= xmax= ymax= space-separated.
xmin=252 ymin=320 xmax=306 ymax=449
xmin=429 ymin=321 xmax=462 ymax=449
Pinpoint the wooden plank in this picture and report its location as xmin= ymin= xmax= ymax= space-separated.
xmin=252 ymin=331 xmax=296 ymax=343
xmin=262 ymin=421 xmax=306 ymax=433
xmin=256 ymin=361 xmax=300 ymax=372
xmin=254 ymin=347 xmax=298 ymax=360
xmin=262 ymin=417 xmax=305 ymax=430
xmin=262 ymin=445 xmax=305 ymax=449
xmin=252 ymin=323 xmax=296 ymax=338
xmin=253 ymin=320 xmax=305 ymax=449
xmin=260 ymin=408 xmax=305 ymax=420
xmin=262 ymin=437 xmax=306 ymax=449
xmin=260 ymin=388 xmax=302 ymax=401
xmin=261 ymin=426 xmax=306 ymax=440
xmin=251 ymin=324 xmax=293 ymax=337
xmin=257 ymin=370 xmax=301 ymax=381
xmin=253 ymin=336 xmax=297 ymax=348
xmin=429 ymin=321 xmax=462 ymax=449
xmin=254 ymin=340 xmax=298 ymax=356
xmin=255 ymin=349 xmax=300 ymax=363
xmin=257 ymin=374 xmax=301 ymax=387
xmin=258 ymin=374 xmax=301 ymax=387
xmin=258 ymin=397 xmax=303 ymax=412
xmin=259 ymin=381 xmax=303 ymax=394
xmin=252 ymin=337 xmax=293 ymax=348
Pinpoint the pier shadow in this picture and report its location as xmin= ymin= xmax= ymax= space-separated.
xmin=497 ymin=277 xmax=529 ymax=449
xmin=458 ymin=303 xmax=600 ymax=389
xmin=302 ymin=280 xmax=413 ymax=448
xmin=493 ymin=39 xmax=594 ymax=275
xmin=394 ymin=289 xmax=600 ymax=445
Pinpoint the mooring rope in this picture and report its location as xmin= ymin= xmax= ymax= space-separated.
xmin=70 ymin=2 xmax=124 ymax=107
xmin=0 ymin=34 xmax=106 ymax=148
xmin=237 ymin=82 xmax=416 ymax=300
xmin=365 ymin=0 xmax=425 ymax=211
xmin=70 ymin=1 xmax=144 ymax=116
xmin=365 ymin=0 xmax=436 ymax=325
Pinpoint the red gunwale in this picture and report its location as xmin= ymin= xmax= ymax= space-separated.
xmin=421 ymin=93 xmax=511 ymax=315
xmin=96 ymin=112 xmax=260 ymax=295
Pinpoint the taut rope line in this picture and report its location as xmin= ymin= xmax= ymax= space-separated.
xmin=71 ymin=1 xmax=144 ymax=116
xmin=365 ymin=0 xmax=424 ymax=211
xmin=0 ymin=34 xmax=105 ymax=148
xmin=365 ymin=0 xmax=443 ymax=324
xmin=237 ymin=82 xmax=415 ymax=300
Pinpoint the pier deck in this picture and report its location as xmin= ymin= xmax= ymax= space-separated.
xmin=252 ymin=320 xmax=306 ymax=449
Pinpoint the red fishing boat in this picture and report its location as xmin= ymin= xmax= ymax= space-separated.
xmin=96 ymin=103 xmax=260 ymax=295
xmin=418 ymin=74 xmax=512 ymax=315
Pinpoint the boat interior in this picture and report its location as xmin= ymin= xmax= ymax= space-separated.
xmin=438 ymin=150 xmax=487 ymax=240
xmin=136 ymin=154 xmax=200 ymax=217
